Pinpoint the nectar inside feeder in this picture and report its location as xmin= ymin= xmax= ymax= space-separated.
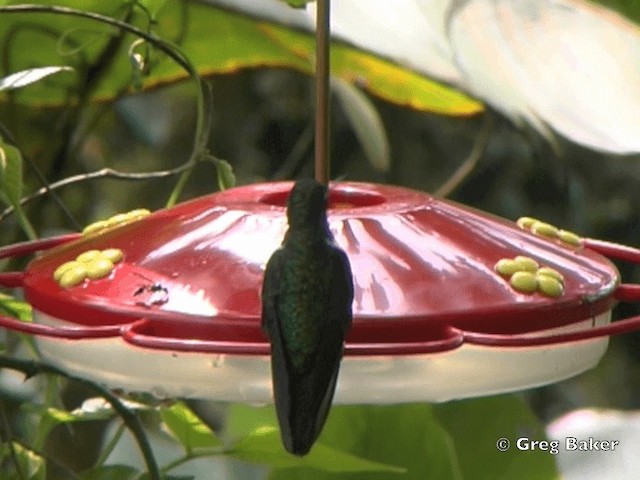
xmin=3 ymin=182 xmax=640 ymax=403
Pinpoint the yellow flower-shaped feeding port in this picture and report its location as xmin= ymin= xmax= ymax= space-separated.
xmin=82 ymin=209 xmax=151 ymax=237
xmin=53 ymin=248 xmax=124 ymax=288
xmin=495 ymin=255 xmax=565 ymax=298
xmin=516 ymin=216 xmax=581 ymax=247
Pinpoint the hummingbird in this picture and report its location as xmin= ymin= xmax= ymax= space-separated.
xmin=261 ymin=179 xmax=354 ymax=456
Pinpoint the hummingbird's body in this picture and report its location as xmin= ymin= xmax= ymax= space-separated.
xmin=261 ymin=179 xmax=354 ymax=456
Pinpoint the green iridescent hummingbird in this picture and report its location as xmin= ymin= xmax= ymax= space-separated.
xmin=261 ymin=179 xmax=354 ymax=456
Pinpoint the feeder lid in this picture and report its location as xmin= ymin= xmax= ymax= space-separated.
xmin=20 ymin=181 xmax=619 ymax=353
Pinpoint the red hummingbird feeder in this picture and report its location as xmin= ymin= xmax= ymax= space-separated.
xmin=2 ymin=181 xmax=640 ymax=403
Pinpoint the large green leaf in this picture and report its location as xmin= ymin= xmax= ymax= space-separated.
xmin=226 ymin=397 xmax=558 ymax=479
xmin=292 ymin=403 xmax=461 ymax=480
xmin=433 ymin=395 xmax=559 ymax=480
xmin=225 ymin=404 xmax=403 ymax=474
xmin=159 ymin=401 xmax=222 ymax=454
xmin=226 ymin=403 xmax=460 ymax=480
xmin=0 ymin=0 xmax=482 ymax=115
xmin=259 ymin=23 xmax=481 ymax=115
xmin=230 ymin=426 xmax=404 ymax=474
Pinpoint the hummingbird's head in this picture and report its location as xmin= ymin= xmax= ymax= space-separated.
xmin=287 ymin=178 xmax=328 ymax=229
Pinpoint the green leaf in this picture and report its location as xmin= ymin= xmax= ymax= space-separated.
xmin=0 ymin=66 xmax=73 ymax=91
xmin=0 ymin=293 xmax=33 ymax=322
xmin=230 ymin=426 xmax=404 ymax=474
xmin=0 ymin=140 xmax=23 ymax=207
xmin=226 ymin=404 xmax=458 ymax=478
xmin=0 ymin=1 xmax=482 ymax=116
xmin=75 ymin=396 xmax=152 ymax=417
xmin=268 ymin=404 xmax=460 ymax=480
xmin=280 ymin=0 xmax=312 ymax=8
xmin=23 ymin=401 xmax=118 ymax=450
xmin=591 ymin=0 xmax=640 ymax=24
xmin=224 ymin=403 xmax=278 ymax=443
xmin=159 ymin=401 xmax=222 ymax=453
xmin=0 ymin=139 xmax=36 ymax=239
xmin=332 ymin=77 xmax=390 ymax=172
xmin=433 ymin=395 xmax=559 ymax=480
xmin=0 ymin=442 xmax=46 ymax=480
xmin=79 ymin=464 xmax=138 ymax=480
xmin=258 ymin=24 xmax=482 ymax=116
xmin=213 ymin=158 xmax=236 ymax=191
xmin=23 ymin=400 xmax=117 ymax=424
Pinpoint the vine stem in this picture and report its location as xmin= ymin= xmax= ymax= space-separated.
xmin=434 ymin=113 xmax=493 ymax=197
xmin=0 ymin=4 xmax=209 ymax=208
xmin=0 ymin=355 xmax=160 ymax=480
xmin=314 ymin=0 xmax=330 ymax=185
xmin=0 ymin=162 xmax=197 ymax=223
xmin=12 ymin=204 xmax=37 ymax=241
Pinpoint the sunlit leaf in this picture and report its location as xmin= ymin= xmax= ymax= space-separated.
xmin=259 ymin=23 xmax=482 ymax=115
xmin=0 ymin=442 xmax=46 ymax=480
xmin=267 ymin=404 xmax=460 ymax=480
xmin=74 ymin=396 xmax=151 ymax=416
xmin=212 ymin=157 xmax=236 ymax=191
xmin=280 ymin=0 xmax=312 ymax=9
xmin=22 ymin=400 xmax=124 ymax=452
xmin=433 ymin=395 xmax=559 ymax=479
xmin=332 ymin=77 xmax=390 ymax=172
xmin=225 ymin=404 xmax=454 ymax=479
xmin=230 ymin=426 xmax=404 ymax=474
xmin=22 ymin=402 xmax=115 ymax=427
xmin=0 ymin=139 xmax=36 ymax=238
xmin=0 ymin=66 xmax=73 ymax=92
xmin=0 ymin=0 xmax=481 ymax=116
xmin=0 ymin=293 xmax=33 ymax=322
xmin=0 ymin=140 xmax=23 ymax=207
xmin=224 ymin=403 xmax=278 ymax=443
xmin=159 ymin=401 xmax=222 ymax=453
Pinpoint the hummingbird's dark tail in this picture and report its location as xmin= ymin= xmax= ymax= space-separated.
xmin=281 ymin=361 xmax=340 ymax=456
xmin=270 ymin=322 xmax=343 ymax=456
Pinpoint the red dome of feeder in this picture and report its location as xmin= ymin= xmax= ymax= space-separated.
xmin=1 ymin=182 xmax=639 ymax=403
xmin=22 ymin=182 xmax=618 ymax=333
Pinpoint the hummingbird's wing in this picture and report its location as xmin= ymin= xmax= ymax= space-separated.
xmin=328 ymin=245 xmax=354 ymax=336
xmin=261 ymin=247 xmax=283 ymax=337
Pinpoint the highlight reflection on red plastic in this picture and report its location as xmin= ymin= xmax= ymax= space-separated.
xmin=1 ymin=181 xmax=637 ymax=355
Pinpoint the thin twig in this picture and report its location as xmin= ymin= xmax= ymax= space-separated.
xmin=435 ymin=113 xmax=493 ymax=197
xmin=314 ymin=0 xmax=331 ymax=185
xmin=0 ymin=355 xmax=160 ymax=480
xmin=0 ymin=163 xmax=195 ymax=223
xmin=273 ymin=121 xmax=314 ymax=180
xmin=0 ymin=122 xmax=80 ymax=230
